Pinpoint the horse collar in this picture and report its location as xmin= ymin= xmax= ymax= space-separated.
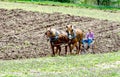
xmin=67 ymin=29 xmax=76 ymax=39
xmin=50 ymin=31 xmax=59 ymax=42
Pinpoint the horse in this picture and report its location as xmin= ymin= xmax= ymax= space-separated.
xmin=66 ymin=25 xmax=84 ymax=54
xmin=45 ymin=28 xmax=69 ymax=56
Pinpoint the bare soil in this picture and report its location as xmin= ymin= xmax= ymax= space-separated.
xmin=0 ymin=9 xmax=120 ymax=60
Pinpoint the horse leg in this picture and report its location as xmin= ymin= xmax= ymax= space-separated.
xmin=55 ymin=46 xmax=59 ymax=55
xmin=75 ymin=43 xmax=79 ymax=54
xmin=58 ymin=46 xmax=61 ymax=56
xmin=65 ymin=46 xmax=67 ymax=55
xmin=70 ymin=43 xmax=78 ymax=55
xmin=69 ymin=44 xmax=72 ymax=55
xmin=78 ymin=41 xmax=80 ymax=53
xmin=51 ymin=45 xmax=55 ymax=57
xmin=79 ymin=41 xmax=82 ymax=54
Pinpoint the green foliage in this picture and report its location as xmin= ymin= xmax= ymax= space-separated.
xmin=17 ymin=0 xmax=78 ymax=3
xmin=0 ymin=0 xmax=120 ymax=8
xmin=2 ymin=75 xmax=19 ymax=77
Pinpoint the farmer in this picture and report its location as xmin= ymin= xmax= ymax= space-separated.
xmin=82 ymin=28 xmax=94 ymax=50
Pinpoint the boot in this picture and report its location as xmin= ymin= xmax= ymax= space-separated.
xmin=86 ymin=46 xmax=90 ymax=50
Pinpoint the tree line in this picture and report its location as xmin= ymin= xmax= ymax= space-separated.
xmin=1 ymin=0 xmax=120 ymax=7
xmin=55 ymin=0 xmax=119 ymax=6
xmin=29 ymin=0 xmax=120 ymax=7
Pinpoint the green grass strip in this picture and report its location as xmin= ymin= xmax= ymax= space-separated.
xmin=0 ymin=51 xmax=120 ymax=77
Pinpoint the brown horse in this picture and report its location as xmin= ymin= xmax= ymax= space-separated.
xmin=66 ymin=25 xmax=84 ymax=54
xmin=45 ymin=28 xmax=69 ymax=56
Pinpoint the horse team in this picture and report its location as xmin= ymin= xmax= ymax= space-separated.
xmin=45 ymin=25 xmax=84 ymax=56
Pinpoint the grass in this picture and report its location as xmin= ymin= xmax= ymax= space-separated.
xmin=0 ymin=1 xmax=120 ymax=22
xmin=0 ymin=51 xmax=120 ymax=77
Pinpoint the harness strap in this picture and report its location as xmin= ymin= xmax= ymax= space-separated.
xmin=50 ymin=31 xmax=59 ymax=43
xmin=73 ymin=30 xmax=76 ymax=39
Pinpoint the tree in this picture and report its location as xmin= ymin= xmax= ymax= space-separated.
xmin=97 ymin=0 xmax=100 ymax=5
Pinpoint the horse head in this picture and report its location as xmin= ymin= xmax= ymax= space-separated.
xmin=45 ymin=28 xmax=56 ymax=38
xmin=66 ymin=25 xmax=76 ymax=40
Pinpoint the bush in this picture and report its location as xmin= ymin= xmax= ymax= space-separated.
xmin=47 ymin=0 xmax=78 ymax=3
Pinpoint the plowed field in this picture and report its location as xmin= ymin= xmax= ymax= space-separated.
xmin=0 ymin=9 xmax=120 ymax=60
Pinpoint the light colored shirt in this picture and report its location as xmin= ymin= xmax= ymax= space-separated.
xmin=86 ymin=32 xmax=94 ymax=40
